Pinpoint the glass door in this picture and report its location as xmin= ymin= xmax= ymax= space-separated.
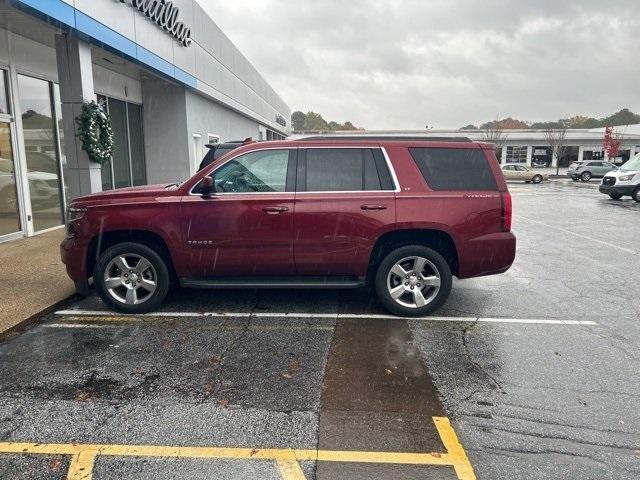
xmin=0 ymin=69 xmax=22 ymax=239
xmin=0 ymin=120 xmax=21 ymax=238
xmin=16 ymin=74 xmax=65 ymax=232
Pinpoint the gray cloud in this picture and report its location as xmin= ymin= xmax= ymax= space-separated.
xmin=200 ymin=0 xmax=640 ymax=129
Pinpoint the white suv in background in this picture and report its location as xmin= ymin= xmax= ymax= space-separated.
xmin=599 ymin=153 xmax=640 ymax=201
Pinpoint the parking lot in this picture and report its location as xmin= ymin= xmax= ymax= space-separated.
xmin=0 ymin=179 xmax=638 ymax=479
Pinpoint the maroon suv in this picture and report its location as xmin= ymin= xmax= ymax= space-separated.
xmin=61 ymin=137 xmax=516 ymax=317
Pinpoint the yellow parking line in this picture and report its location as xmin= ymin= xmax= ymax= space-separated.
xmin=434 ymin=417 xmax=477 ymax=480
xmin=0 ymin=417 xmax=475 ymax=480
xmin=67 ymin=447 xmax=98 ymax=480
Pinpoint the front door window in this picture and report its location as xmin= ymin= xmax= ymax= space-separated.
xmin=17 ymin=74 xmax=65 ymax=232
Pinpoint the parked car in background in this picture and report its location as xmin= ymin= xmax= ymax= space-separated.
xmin=61 ymin=137 xmax=516 ymax=318
xmin=567 ymin=160 xmax=617 ymax=182
xmin=501 ymin=164 xmax=548 ymax=183
xmin=599 ymin=153 xmax=640 ymax=201
xmin=198 ymin=138 xmax=254 ymax=171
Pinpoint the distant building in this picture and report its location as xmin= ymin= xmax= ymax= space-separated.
xmin=294 ymin=127 xmax=640 ymax=168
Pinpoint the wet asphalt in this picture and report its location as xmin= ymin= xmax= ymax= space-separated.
xmin=0 ymin=179 xmax=639 ymax=479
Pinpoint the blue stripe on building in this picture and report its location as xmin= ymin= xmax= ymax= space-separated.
xmin=13 ymin=0 xmax=198 ymax=89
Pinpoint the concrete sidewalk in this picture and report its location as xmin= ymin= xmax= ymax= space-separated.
xmin=0 ymin=229 xmax=76 ymax=336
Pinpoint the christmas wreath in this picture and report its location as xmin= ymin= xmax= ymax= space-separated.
xmin=76 ymin=100 xmax=114 ymax=164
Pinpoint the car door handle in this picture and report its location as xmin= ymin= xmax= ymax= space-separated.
xmin=262 ymin=206 xmax=289 ymax=214
xmin=360 ymin=204 xmax=387 ymax=211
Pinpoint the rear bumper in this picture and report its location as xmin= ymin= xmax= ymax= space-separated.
xmin=458 ymin=232 xmax=516 ymax=279
xmin=60 ymin=236 xmax=90 ymax=294
xmin=599 ymin=184 xmax=635 ymax=196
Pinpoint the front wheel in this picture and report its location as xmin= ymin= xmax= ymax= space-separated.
xmin=532 ymin=175 xmax=543 ymax=184
xmin=608 ymin=193 xmax=623 ymax=200
xmin=633 ymin=187 xmax=640 ymax=203
xmin=375 ymin=245 xmax=452 ymax=317
xmin=94 ymin=242 xmax=170 ymax=313
xmin=581 ymin=172 xmax=592 ymax=182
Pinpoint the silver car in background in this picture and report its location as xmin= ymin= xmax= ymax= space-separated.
xmin=567 ymin=161 xmax=617 ymax=182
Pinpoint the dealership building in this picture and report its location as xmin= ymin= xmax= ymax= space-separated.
xmin=0 ymin=0 xmax=291 ymax=242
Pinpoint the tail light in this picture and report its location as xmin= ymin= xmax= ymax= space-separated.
xmin=501 ymin=191 xmax=512 ymax=232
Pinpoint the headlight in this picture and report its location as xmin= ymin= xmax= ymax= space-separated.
xmin=65 ymin=206 xmax=87 ymax=236
xmin=619 ymin=174 xmax=636 ymax=182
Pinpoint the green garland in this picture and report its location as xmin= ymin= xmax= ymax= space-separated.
xmin=76 ymin=101 xmax=114 ymax=164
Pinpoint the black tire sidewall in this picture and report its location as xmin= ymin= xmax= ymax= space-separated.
xmin=533 ymin=175 xmax=542 ymax=184
xmin=375 ymin=245 xmax=452 ymax=317
xmin=633 ymin=187 xmax=640 ymax=203
xmin=94 ymin=242 xmax=170 ymax=313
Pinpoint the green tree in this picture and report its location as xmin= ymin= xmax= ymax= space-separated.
xmin=291 ymin=111 xmax=307 ymax=131
xmin=327 ymin=121 xmax=341 ymax=130
xmin=600 ymin=108 xmax=640 ymax=127
xmin=341 ymin=121 xmax=357 ymax=131
xmin=460 ymin=124 xmax=478 ymax=130
xmin=304 ymin=111 xmax=329 ymax=130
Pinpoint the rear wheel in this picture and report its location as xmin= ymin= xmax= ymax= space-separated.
xmin=532 ymin=175 xmax=543 ymax=184
xmin=94 ymin=242 xmax=170 ymax=313
xmin=581 ymin=171 xmax=592 ymax=182
xmin=633 ymin=187 xmax=640 ymax=203
xmin=608 ymin=193 xmax=623 ymax=200
xmin=375 ymin=245 xmax=452 ymax=317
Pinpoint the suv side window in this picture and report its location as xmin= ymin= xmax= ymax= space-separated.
xmin=409 ymin=147 xmax=498 ymax=190
xmin=212 ymin=149 xmax=290 ymax=193
xmin=301 ymin=148 xmax=393 ymax=192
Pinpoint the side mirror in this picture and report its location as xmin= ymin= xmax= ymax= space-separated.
xmin=200 ymin=176 xmax=214 ymax=198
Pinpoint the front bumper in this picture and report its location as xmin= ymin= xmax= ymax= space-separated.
xmin=60 ymin=236 xmax=90 ymax=294
xmin=599 ymin=184 xmax=636 ymax=196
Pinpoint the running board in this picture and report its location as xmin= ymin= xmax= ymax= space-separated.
xmin=180 ymin=276 xmax=365 ymax=289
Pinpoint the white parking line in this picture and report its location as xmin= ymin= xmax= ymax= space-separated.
xmin=54 ymin=310 xmax=597 ymax=326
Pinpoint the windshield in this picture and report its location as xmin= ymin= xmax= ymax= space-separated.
xmin=620 ymin=153 xmax=640 ymax=172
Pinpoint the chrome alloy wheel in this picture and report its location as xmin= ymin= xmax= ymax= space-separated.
xmin=103 ymin=254 xmax=157 ymax=305
xmin=387 ymin=256 xmax=441 ymax=309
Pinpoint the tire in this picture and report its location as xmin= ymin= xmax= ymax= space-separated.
xmin=581 ymin=172 xmax=592 ymax=182
xmin=633 ymin=187 xmax=640 ymax=203
xmin=532 ymin=175 xmax=543 ymax=184
xmin=94 ymin=242 xmax=170 ymax=313
xmin=375 ymin=245 xmax=452 ymax=317
xmin=608 ymin=193 xmax=623 ymax=200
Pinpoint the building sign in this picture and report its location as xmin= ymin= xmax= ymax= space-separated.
xmin=119 ymin=0 xmax=192 ymax=47
xmin=275 ymin=114 xmax=287 ymax=127
xmin=533 ymin=149 xmax=547 ymax=156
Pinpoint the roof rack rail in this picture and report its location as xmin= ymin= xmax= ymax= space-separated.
xmin=296 ymin=135 xmax=473 ymax=142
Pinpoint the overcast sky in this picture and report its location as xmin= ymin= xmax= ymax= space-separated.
xmin=200 ymin=0 xmax=640 ymax=129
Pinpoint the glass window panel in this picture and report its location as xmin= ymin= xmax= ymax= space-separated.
xmin=107 ymin=98 xmax=131 ymax=189
xmin=213 ymin=150 xmax=289 ymax=193
xmin=18 ymin=74 xmax=64 ymax=231
xmin=0 ymin=122 xmax=21 ymax=236
xmin=0 ymin=71 xmax=9 ymax=115
xmin=127 ymin=103 xmax=146 ymax=186
xmin=306 ymin=148 xmax=363 ymax=191
xmin=409 ymin=147 xmax=498 ymax=191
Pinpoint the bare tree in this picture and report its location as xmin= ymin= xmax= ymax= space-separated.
xmin=482 ymin=118 xmax=508 ymax=161
xmin=543 ymin=127 xmax=568 ymax=175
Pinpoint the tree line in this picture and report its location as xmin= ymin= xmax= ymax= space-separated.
xmin=291 ymin=111 xmax=361 ymax=132
xmin=461 ymin=108 xmax=640 ymax=130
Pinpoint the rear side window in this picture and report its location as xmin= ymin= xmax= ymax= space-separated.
xmin=409 ymin=148 xmax=498 ymax=191
xmin=302 ymin=148 xmax=394 ymax=191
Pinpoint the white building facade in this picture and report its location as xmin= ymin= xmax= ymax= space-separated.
xmin=0 ymin=0 xmax=290 ymax=242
